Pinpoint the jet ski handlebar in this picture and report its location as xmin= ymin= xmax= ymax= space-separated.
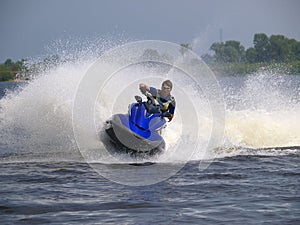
xmin=139 ymin=87 xmax=159 ymax=106
xmin=145 ymin=92 xmax=159 ymax=106
xmin=136 ymin=88 xmax=171 ymax=118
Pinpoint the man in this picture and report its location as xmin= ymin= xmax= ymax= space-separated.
xmin=139 ymin=80 xmax=176 ymax=122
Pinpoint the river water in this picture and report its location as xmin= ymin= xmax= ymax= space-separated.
xmin=0 ymin=72 xmax=299 ymax=224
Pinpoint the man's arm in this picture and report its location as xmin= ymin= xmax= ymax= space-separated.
xmin=139 ymin=83 xmax=150 ymax=92
xmin=139 ymin=83 xmax=159 ymax=98
xmin=168 ymin=99 xmax=176 ymax=122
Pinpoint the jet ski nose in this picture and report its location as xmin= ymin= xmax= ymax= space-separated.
xmin=105 ymin=120 xmax=112 ymax=129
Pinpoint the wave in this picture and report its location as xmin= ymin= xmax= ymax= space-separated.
xmin=221 ymin=73 xmax=300 ymax=150
xmin=0 ymin=40 xmax=300 ymax=163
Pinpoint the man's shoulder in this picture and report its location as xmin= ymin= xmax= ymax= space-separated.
xmin=150 ymin=86 xmax=157 ymax=91
xmin=169 ymin=95 xmax=176 ymax=105
xmin=150 ymin=87 xmax=158 ymax=96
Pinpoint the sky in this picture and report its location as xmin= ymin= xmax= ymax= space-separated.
xmin=0 ymin=0 xmax=300 ymax=62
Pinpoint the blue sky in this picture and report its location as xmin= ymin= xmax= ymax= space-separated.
xmin=0 ymin=0 xmax=299 ymax=61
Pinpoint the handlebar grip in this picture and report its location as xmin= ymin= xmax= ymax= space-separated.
xmin=140 ymin=86 xmax=147 ymax=94
xmin=162 ymin=111 xmax=171 ymax=118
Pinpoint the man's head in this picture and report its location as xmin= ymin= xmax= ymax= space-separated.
xmin=161 ymin=80 xmax=172 ymax=91
xmin=161 ymin=80 xmax=173 ymax=97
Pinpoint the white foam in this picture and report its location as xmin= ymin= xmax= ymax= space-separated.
xmin=0 ymin=41 xmax=299 ymax=163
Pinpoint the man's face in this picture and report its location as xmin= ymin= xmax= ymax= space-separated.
xmin=161 ymin=84 xmax=171 ymax=96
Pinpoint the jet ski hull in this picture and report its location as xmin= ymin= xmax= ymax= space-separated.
xmin=105 ymin=114 xmax=165 ymax=155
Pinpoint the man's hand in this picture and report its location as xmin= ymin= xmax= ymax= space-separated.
xmin=168 ymin=114 xmax=174 ymax=122
xmin=139 ymin=83 xmax=150 ymax=92
xmin=140 ymin=86 xmax=147 ymax=94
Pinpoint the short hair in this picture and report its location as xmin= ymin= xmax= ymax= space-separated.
xmin=162 ymin=80 xmax=173 ymax=90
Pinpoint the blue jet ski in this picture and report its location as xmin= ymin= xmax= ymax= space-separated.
xmin=105 ymin=91 xmax=171 ymax=156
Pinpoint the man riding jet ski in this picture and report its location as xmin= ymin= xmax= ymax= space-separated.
xmin=105 ymin=80 xmax=176 ymax=156
xmin=139 ymin=79 xmax=176 ymax=122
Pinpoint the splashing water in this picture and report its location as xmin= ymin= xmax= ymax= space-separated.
xmin=220 ymin=72 xmax=300 ymax=157
xmin=0 ymin=38 xmax=299 ymax=164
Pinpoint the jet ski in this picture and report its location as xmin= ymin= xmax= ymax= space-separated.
xmin=104 ymin=90 xmax=171 ymax=156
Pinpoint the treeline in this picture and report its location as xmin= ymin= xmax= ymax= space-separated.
xmin=1 ymin=33 xmax=300 ymax=81
xmin=0 ymin=59 xmax=28 ymax=81
xmin=206 ymin=33 xmax=300 ymax=63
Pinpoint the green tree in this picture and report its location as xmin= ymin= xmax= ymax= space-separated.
xmin=245 ymin=47 xmax=257 ymax=63
xmin=269 ymin=35 xmax=291 ymax=62
xmin=0 ymin=64 xmax=14 ymax=81
xmin=209 ymin=33 xmax=300 ymax=67
xmin=4 ymin=59 xmax=14 ymax=67
xmin=225 ymin=40 xmax=245 ymax=61
xmin=210 ymin=41 xmax=244 ymax=62
xmin=141 ymin=49 xmax=161 ymax=61
xmin=253 ymin=33 xmax=270 ymax=62
xmin=210 ymin=42 xmax=225 ymax=62
xmin=223 ymin=46 xmax=239 ymax=62
xmin=292 ymin=41 xmax=300 ymax=61
xmin=201 ymin=53 xmax=214 ymax=63
xmin=287 ymin=38 xmax=300 ymax=62
xmin=180 ymin=43 xmax=192 ymax=55
xmin=0 ymin=59 xmax=28 ymax=81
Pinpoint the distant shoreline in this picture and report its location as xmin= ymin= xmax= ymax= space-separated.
xmin=1 ymin=59 xmax=300 ymax=83
xmin=208 ymin=62 xmax=300 ymax=76
xmin=0 ymin=79 xmax=29 ymax=83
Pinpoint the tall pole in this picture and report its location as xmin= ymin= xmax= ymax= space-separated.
xmin=220 ymin=28 xmax=223 ymax=43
